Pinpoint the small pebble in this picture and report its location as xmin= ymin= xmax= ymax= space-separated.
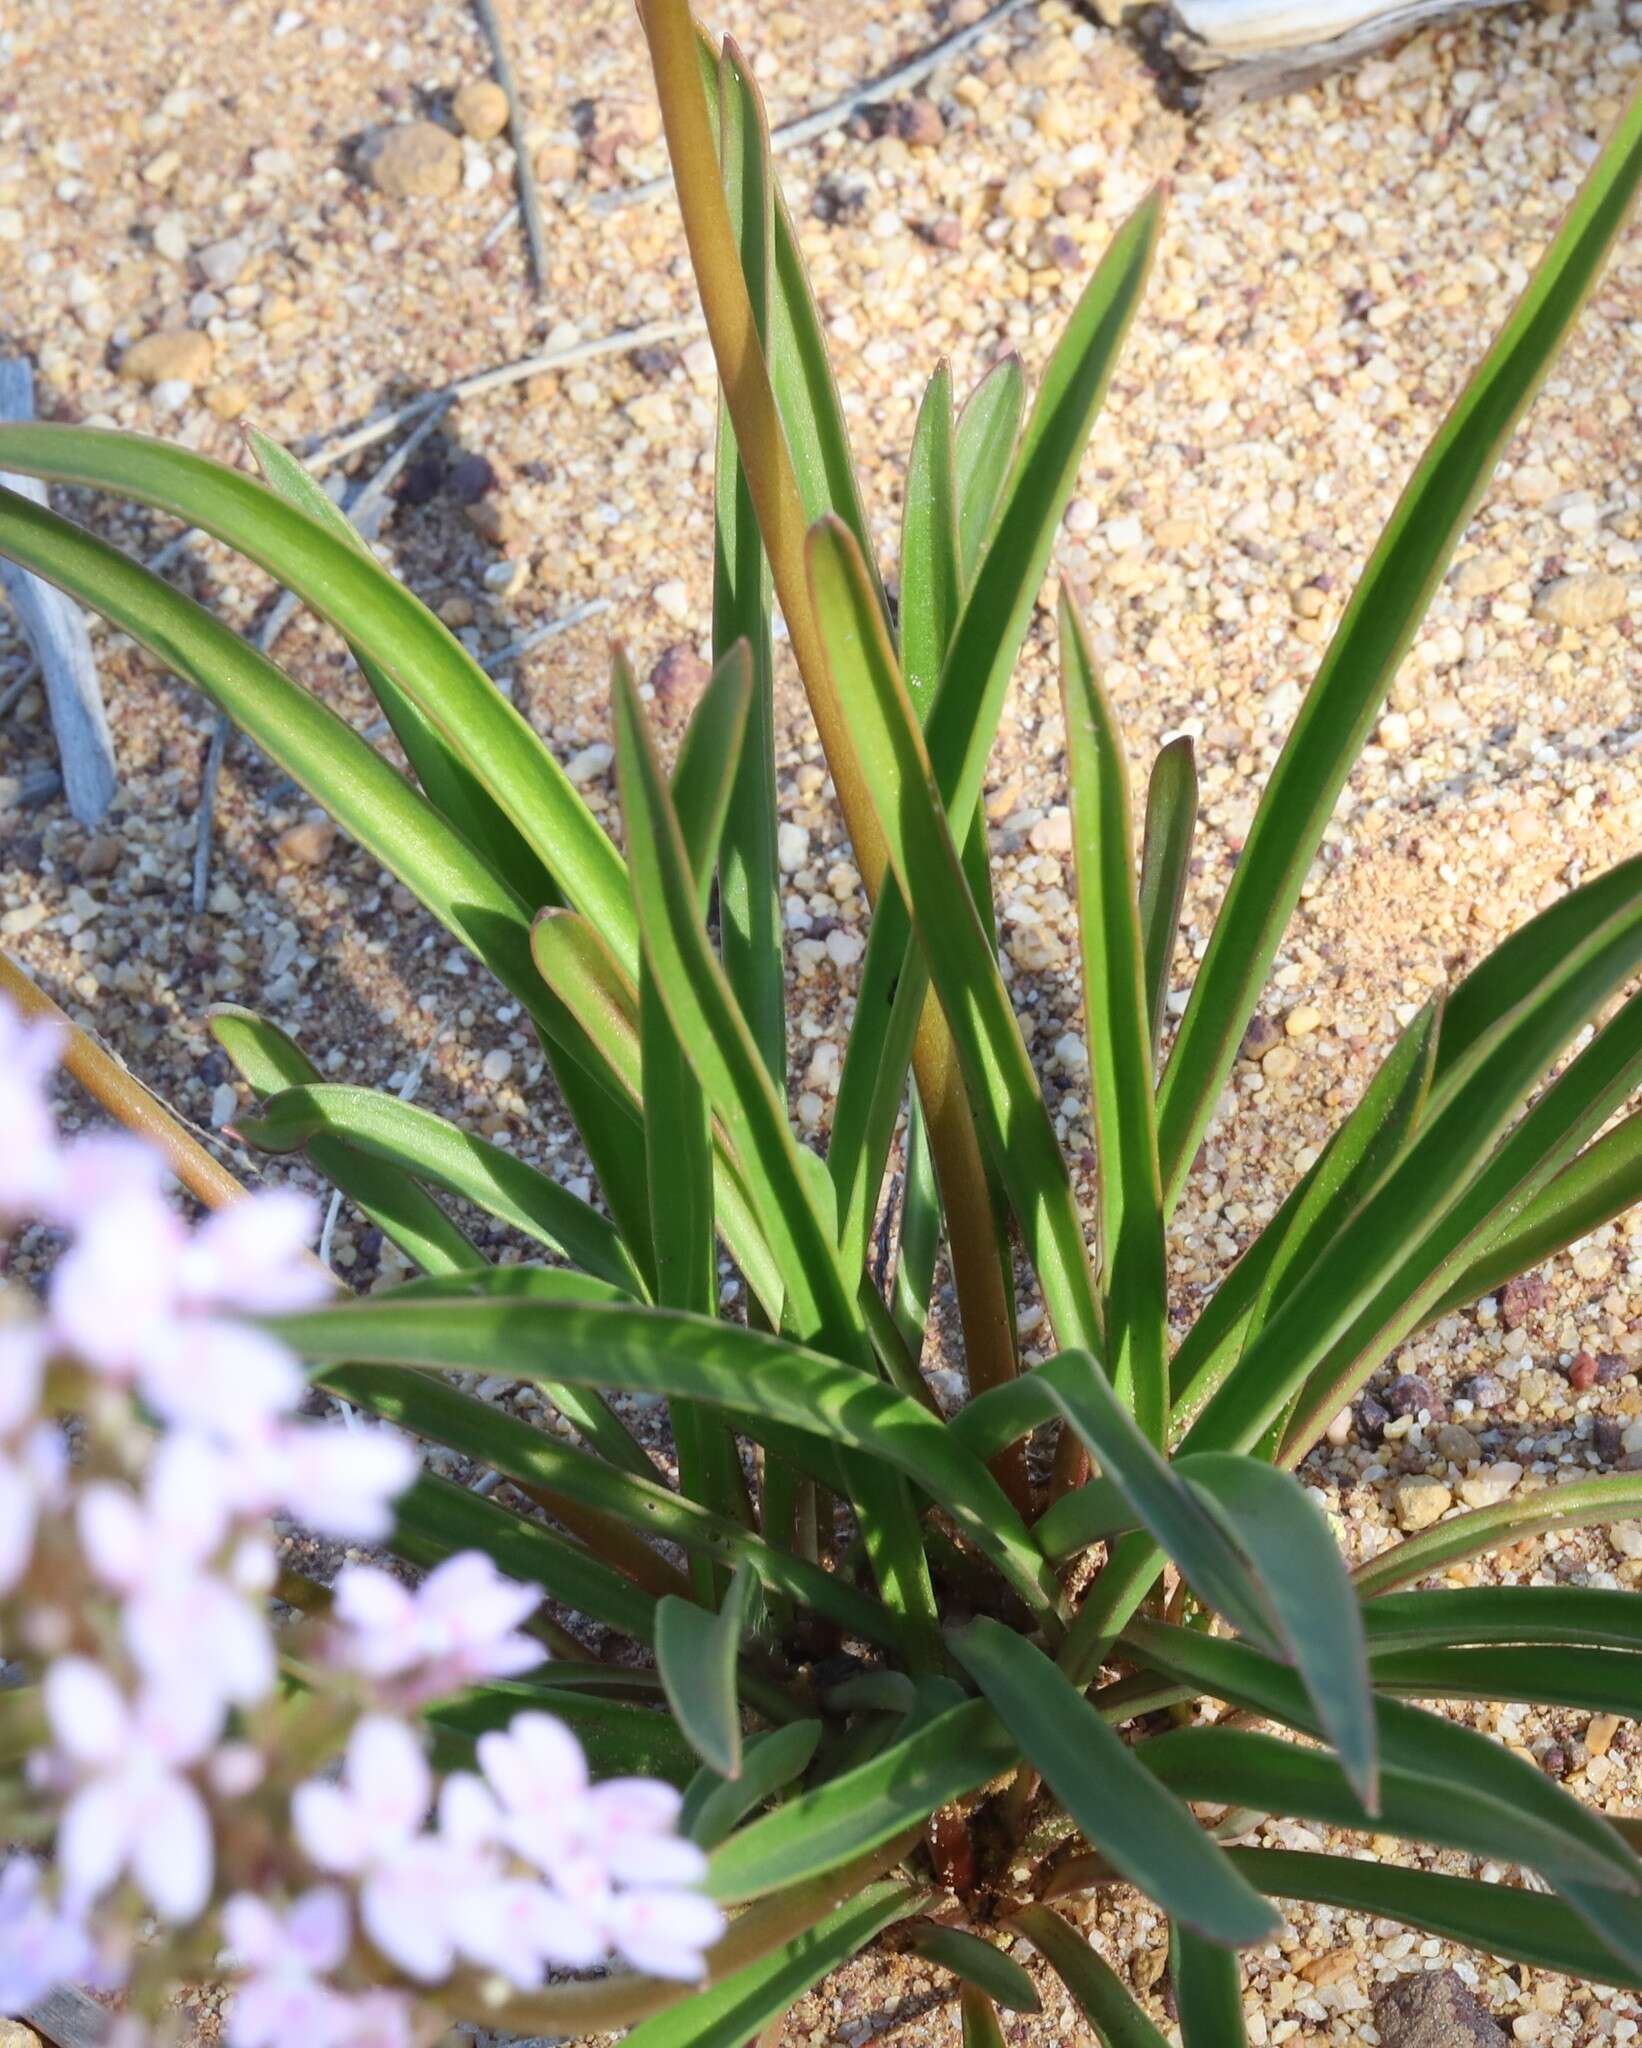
xmin=453 ymin=79 xmax=510 ymax=142
xmin=359 ymin=121 xmax=463 ymax=199
xmin=1387 ymin=1372 xmax=1445 ymax=1423
xmin=1393 ymin=1474 xmax=1452 ymax=1531
xmin=1532 ymin=572 xmax=1631 ymax=630
xmin=119 ymin=328 xmax=213 ymax=386
xmin=275 ymin=817 xmax=337 ymax=867
xmin=481 ymin=1048 xmax=513 ymax=1085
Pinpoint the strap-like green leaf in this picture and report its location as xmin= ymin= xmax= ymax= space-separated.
xmin=1170 ymin=1922 xmax=1245 ymax=2048
xmin=655 ymin=1562 xmax=759 ymax=1779
xmin=247 ymin=428 xmax=558 ymax=912
xmin=901 ymin=364 xmax=962 ymax=716
xmin=430 ymin=1678 xmax=699 ymax=1787
xmin=1006 ymin=1907 xmax=1171 ymax=2047
xmin=890 ymin=1099 xmax=941 ymax=1358
xmin=682 ymin=1719 xmax=822 ymax=1849
xmin=1229 ymin=1848 xmax=1642 ymax=1990
xmin=953 ymin=1619 xmax=1280 ymax=1948
xmin=273 ymin=1295 xmax=1064 ymax=1625
xmin=1136 ymin=737 xmax=1197 ymax=1072
xmin=953 ymin=355 xmax=1026 ymax=587
xmin=1154 ymin=89 xmax=1642 ymax=1203
xmin=827 ymin=193 xmax=1162 ymax=1281
xmin=960 ymin=1986 xmax=1010 ymax=2048
xmin=1361 ymin=1585 xmax=1642 ymax=1652
xmin=808 ymin=517 xmax=1102 ymax=1359
xmin=208 ymin=1006 xmax=480 ymax=1277
xmin=1060 ymin=588 xmax=1167 ymax=1442
xmin=622 ymin=1878 xmax=928 ymax=2048
xmin=908 ymin=1925 xmax=1041 ymax=2014
xmin=1185 ymin=1453 xmax=1377 ymax=1812
xmin=0 ymin=428 xmax=636 ymax=969
xmin=706 ymin=1700 xmax=1012 ymax=1904
xmin=1372 ymin=1645 xmax=1642 ymax=1716
xmin=1353 ymin=1480 xmax=1642 ymax=1596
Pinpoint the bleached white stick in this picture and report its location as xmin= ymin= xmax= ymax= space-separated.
xmin=0 ymin=359 xmax=117 ymax=827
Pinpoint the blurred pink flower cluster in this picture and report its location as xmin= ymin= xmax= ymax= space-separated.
xmin=0 ymin=1002 xmax=722 ymax=2043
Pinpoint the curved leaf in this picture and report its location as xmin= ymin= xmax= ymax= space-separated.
xmin=1006 ymin=1907 xmax=1170 ymax=2048
xmin=656 ymin=1563 xmax=759 ymax=1778
xmin=908 ymin=1924 xmax=1041 ymax=2014
xmin=683 ymin=1719 xmax=822 ymax=1850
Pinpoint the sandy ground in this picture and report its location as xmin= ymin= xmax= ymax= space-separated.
xmin=4 ymin=0 xmax=1642 ymax=2039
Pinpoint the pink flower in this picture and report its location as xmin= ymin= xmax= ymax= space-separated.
xmin=0 ymin=1421 xmax=67 ymax=1599
xmin=0 ymin=1321 xmax=47 ymax=1439
xmin=222 ymin=1888 xmax=350 ymax=2048
xmin=45 ymin=1658 xmax=220 ymax=1923
xmin=293 ymin=1716 xmax=430 ymax=1879
xmin=603 ymin=1886 xmax=726 ymax=1981
xmin=446 ymin=1873 xmax=605 ymax=1985
xmin=328 ymin=1991 xmax=416 ymax=2048
xmin=0 ymin=1855 xmax=94 ymax=2012
xmin=47 ymin=1187 xmax=189 ymax=1380
xmin=331 ymin=1552 xmax=543 ymax=1699
xmin=181 ymin=1189 xmax=330 ymax=1315
xmin=0 ymin=1008 xmax=65 ymax=1224
xmin=265 ymin=1422 xmax=417 ymax=1543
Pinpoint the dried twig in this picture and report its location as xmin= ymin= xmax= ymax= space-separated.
xmin=26 ymin=1980 xmax=112 ymax=2048
xmin=0 ymin=358 xmax=118 ymax=827
xmin=189 ymin=403 xmax=453 ymax=912
xmin=471 ymin=0 xmax=551 ymax=297
xmin=484 ymin=596 xmax=611 ymax=671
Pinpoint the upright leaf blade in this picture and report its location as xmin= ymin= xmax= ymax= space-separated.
xmin=1170 ymin=1923 xmax=1246 ymax=2048
xmin=1006 ymin=1907 xmax=1172 ymax=2047
xmin=953 ymin=355 xmax=1027 ymax=586
xmin=1155 ymin=88 xmax=1642 ymax=1202
xmin=954 ymin=1620 xmax=1280 ymax=1948
xmin=900 ymin=364 xmax=962 ymax=717
xmin=1137 ymin=737 xmax=1198 ymax=1070
xmin=655 ymin=1563 xmax=760 ymax=1778
xmin=1059 ymin=587 xmax=1168 ymax=1443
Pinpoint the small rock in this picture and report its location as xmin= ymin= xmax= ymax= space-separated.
xmin=1594 ymin=1416 xmax=1625 ymax=1464
xmin=210 ymin=1080 xmax=241 ymax=1129
xmin=1459 ymin=1461 xmax=1521 ymax=1509
xmin=1285 ymin=1003 xmax=1321 ymax=1037
xmin=924 ymin=214 xmax=963 ymax=250
xmin=777 ymin=822 xmax=810 ymax=873
xmin=453 ymin=79 xmax=510 ymax=142
xmin=652 ymin=578 xmax=691 ymax=626
xmin=1532 ymin=573 xmax=1630 ymax=630
xmin=1324 ymin=1407 xmax=1353 ymax=1447
xmin=1356 ymin=1391 xmax=1391 ymax=1442
xmin=446 ymin=452 xmax=496 ymax=505
xmin=1393 ymin=1475 xmax=1452 ymax=1532
xmin=1588 ymin=1713 xmax=1621 ymax=1759
xmin=0 ymin=2020 xmax=46 ymax=2044
xmin=1463 ymin=1372 xmax=1505 ymax=1411
xmin=1387 ymin=1372 xmax=1445 ymax=1423
xmin=1434 ymin=1422 xmax=1480 ymax=1464
xmin=647 ymin=641 xmax=710 ymax=725
xmin=481 ymin=1047 xmax=513 ymax=1085
xmin=78 ymin=832 xmax=122 ymax=877
xmin=196 ymin=233 xmax=252 ymax=287
xmin=1262 ymin=1043 xmax=1299 ymax=1080
xmin=1353 ymin=57 xmax=1398 ymax=101
xmin=888 ymin=98 xmax=945 ymax=146
xmin=119 ymin=328 xmax=213 ymax=387
xmin=565 ymin=741 xmax=613 ymax=787
xmin=1367 ymin=1957 xmax=1498 ymax=2039
xmin=152 ymin=214 xmax=190 ymax=263
xmin=466 ymin=500 xmax=518 ymax=548
xmin=1500 ymin=1272 xmax=1545 ymax=1329
xmin=1451 ymin=553 xmax=1513 ymax=600
xmin=206 ymin=381 xmax=252 ymax=422
xmin=360 ymin=121 xmax=463 ymax=199
xmin=1378 ymin=710 xmax=1412 ymax=751
xmin=276 ymin=817 xmax=337 ymax=867
xmin=1568 ymin=1350 xmax=1599 ymax=1391
xmin=1028 ymin=807 xmax=1072 ymax=854
xmin=1240 ymin=1013 xmax=1282 ymax=1060
xmin=483 ymin=558 xmax=527 ymax=596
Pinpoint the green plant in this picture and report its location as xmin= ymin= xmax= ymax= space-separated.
xmin=3 ymin=6 xmax=1642 ymax=2035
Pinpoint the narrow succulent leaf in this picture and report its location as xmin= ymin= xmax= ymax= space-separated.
xmin=711 ymin=47 xmax=786 ymax=1089
xmin=621 ymin=1880 xmax=929 ymax=2048
xmin=1139 ymin=1724 xmax=1606 ymax=1887
xmin=430 ymin=1680 xmax=699 ymax=1788
xmin=953 ymin=355 xmax=1027 ymax=587
xmin=954 ymin=1620 xmax=1280 ymax=1948
xmin=828 ymin=192 xmax=1162 ymax=1277
xmin=682 ymin=1720 xmax=822 ymax=1850
xmin=1170 ymin=1922 xmax=1245 ymax=2048
xmin=1123 ymin=1622 xmax=1642 ymax=1909
xmin=611 ymin=651 xmax=940 ymax=1644
xmin=908 ymin=1926 xmax=1041 ymax=2015
xmin=1352 ymin=1478 xmax=1642 ymax=1596
xmin=0 ymin=486 xmax=557 ymax=1017
xmin=247 ymin=427 xmax=559 ymax=911
xmin=1371 ymin=1645 xmax=1642 ymax=1716
xmin=1045 ymin=1352 xmax=1276 ymax=1646
xmin=1136 ymin=737 xmax=1198 ymax=1071
xmin=1180 ymin=889 xmax=1642 ymax=1469
xmin=656 ymin=1563 xmax=760 ymax=1778
xmin=707 ymin=1700 xmax=1013 ymax=1904
xmin=1429 ymin=1106 xmax=1642 ymax=1321
xmin=0 ymin=429 xmax=637 ymax=968
xmin=1155 ymin=94 xmax=1642 ymax=1202
xmin=1184 ymin=1454 xmax=1378 ymax=1812
xmin=1360 ymin=1585 xmax=1642 ymax=1652
xmin=808 ymin=517 xmax=1103 ymax=1358
xmin=274 ymin=1296 xmax=1065 ymax=1625
xmin=960 ymin=1986 xmax=1010 ymax=2048
xmin=1006 ymin=1908 xmax=1172 ymax=2047
xmin=1169 ymin=1000 xmax=1441 ymax=1434
xmin=394 ymin=1473 xmax=657 ymax=1647
xmin=1229 ymin=1849 xmax=1642 ymax=1991
xmin=900 ymin=363 xmax=962 ymax=717
xmin=1059 ymin=587 xmax=1168 ymax=1442
xmin=235 ymin=1082 xmax=644 ymax=1296
xmin=891 ymin=1098 xmax=941 ymax=1357
xmin=208 ymin=1006 xmax=480 ymax=1277
xmin=327 ymin=1354 xmax=897 ymax=1647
